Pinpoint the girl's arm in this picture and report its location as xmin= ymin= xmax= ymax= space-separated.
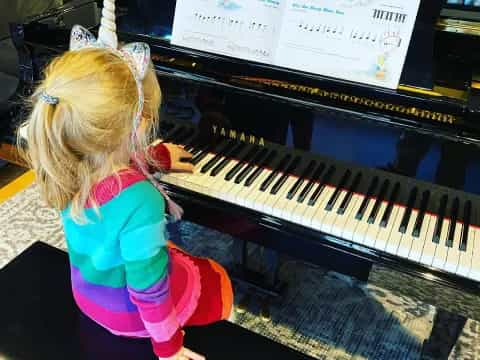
xmin=119 ymin=189 xmax=183 ymax=358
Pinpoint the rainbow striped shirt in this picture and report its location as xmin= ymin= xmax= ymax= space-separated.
xmin=61 ymin=170 xmax=200 ymax=357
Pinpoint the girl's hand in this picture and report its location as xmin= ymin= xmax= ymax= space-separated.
xmin=158 ymin=346 xmax=205 ymax=360
xmin=162 ymin=143 xmax=194 ymax=173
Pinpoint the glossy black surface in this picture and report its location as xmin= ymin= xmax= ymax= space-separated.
xmin=0 ymin=242 xmax=314 ymax=360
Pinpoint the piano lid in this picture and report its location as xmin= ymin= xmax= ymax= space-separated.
xmin=14 ymin=0 xmax=480 ymax=136
xmin=114 ymin=1 xmax=480 ymax=134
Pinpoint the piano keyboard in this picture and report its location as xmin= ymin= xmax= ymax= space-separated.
xmin=373 ymin=9 xmax=407 ymax=23
xmin=157 ymin=125 xmax=480 ymax=283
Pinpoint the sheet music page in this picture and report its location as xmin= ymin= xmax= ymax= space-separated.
xmin=274 ymin=0 xmax=421 ymax=89
xmin=171 ymin=0 xmax=285 ymax=64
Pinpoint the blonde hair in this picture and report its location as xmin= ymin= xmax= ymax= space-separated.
xmin=19 ymin=48 xmax=161 ymax=222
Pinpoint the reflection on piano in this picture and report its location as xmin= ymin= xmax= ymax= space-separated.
xmin=7 ymin=0 xmax=480 ymax=357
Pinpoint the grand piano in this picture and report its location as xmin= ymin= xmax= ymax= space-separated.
xmin=4 ymin=0 xmax=480 ymax=357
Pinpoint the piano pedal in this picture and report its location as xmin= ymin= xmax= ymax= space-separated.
xmin=236 ymin=293 xmax=252 ymax=314
xmin=260 ymin=297 xmax=272 ymax=322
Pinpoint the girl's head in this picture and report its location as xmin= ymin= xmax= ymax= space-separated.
xmin=21 ymin=48 xmax=161 ymax=219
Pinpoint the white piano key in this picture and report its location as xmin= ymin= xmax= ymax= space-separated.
xmin=341 ymin=194 xmax=365 ymax=241
xmin=468 ymin=227 xmax=480 ymax=281
xmin=408 ymin=214 xmax=431 ymax=263
xmin=309 ymin=186 xmax=336 ymax=230
xmin=352 ymin=199 xmax=376 ymax=245
xmin=252 ymin=184 xmax=276 ymax=212
xmin=208 ymin=160 xmax=240 ymax=199
xmin=397 ymin=210 xmax=418 ymax=259
xmin=457 ymin=227 xmax=475 ymax=277
xmin=158 ymin=172 xmax=177 ymax=186
xmin=281 ymin=186 xmax=308 ymax=221
xmin=385 ymin=206 xmax=405 ymax=255
xmin=224 ymin=168 xmax=254 ymax=203
xmin=373 ymin=206 xmax=400 ymax=252
xmin=330 ymin=191 xmax=357 ymax=238
xmin=363 ymin=201 xmax=387 ymax=248
xmin=291 ymin=185 xmax=324 ymax=226
xmin=240 ymin=170 xmax=272 ymax=208
xmin=321 ymin=191 xmax=347 ymax=234
xmin=267 ymin=177 xmax=298 ymax=217
xmin=432 ymin=218 xmax=450 ymax=269
xmin=444 ymin=222 xmax=463 ymax=273
xmin=289 ymin=201 xmax=310 ymax=225
xmin=419 ymin=214 xmax=438 ymax=267
xmin=306 ymin=186 xmax=335 ymax=228
xmin=179 ymin=154 xmax=215 ymax=192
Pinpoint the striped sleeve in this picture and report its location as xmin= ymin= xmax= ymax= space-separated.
xmin=119 ymin=185 xmax=183 ymax=358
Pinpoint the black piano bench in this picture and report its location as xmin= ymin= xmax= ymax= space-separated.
xmin=0 ymin=242 xmax=314 ymax=360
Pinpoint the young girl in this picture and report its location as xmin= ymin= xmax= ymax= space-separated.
xmin=19 ymin=2 xmax=233 ymax=359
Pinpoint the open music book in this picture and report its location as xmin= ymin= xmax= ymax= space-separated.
xmin=172 ymin=0 xmax=421 ymax=89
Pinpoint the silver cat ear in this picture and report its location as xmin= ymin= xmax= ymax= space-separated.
xmin=70 ymin=25 xmax=97 ymax=50
xmin=120 ymin=42 xmax=151 ymax=80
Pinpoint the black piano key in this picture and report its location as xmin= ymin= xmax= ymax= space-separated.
xmin=234 ymin=148 xmax=268 ymax=184
xmin=190 ymin=145 xmax=211 ymax=165
xmin=244 ymin=150 xmax=277 ymax=187
xmin=200 ymin=141 xmax=235 ymax=173
xmin=287 ymin=160 xmax=316 ymax=200
xmin=433 ymin=195 xmax=448 ymax=243
xmin=380 ymin=182 xmax=400 ymax=227
xmin=459 ymin=201 xmax=472 ymax=251
xmin=297 ymin=163 xmax=326 ymax=203
xmin=308 ymin=166 xmax=336 ymax=206
xmin=225 ymin=145 xmax=259 ymax=181
xmin=337 ymin=172 xmax=362 ymax=215
xmin=412 ymin=190 xmax=430 ymax=237
xmin=355 ymin=176 xmax=379 ymax=220
xmin=210 ymin=142 xmax=245 ymax=177
xmin=325 ymin=170 xmax=351 ymax=211
xmin=367 ymin=179 xmax=390 ymax=224
xmin=446 ymin=197 xmax=460 ymax=248
xmin=271 ymin=156 xmax=302 ymax=195
xmin=191 ymin=136 xmax=223 ymax=165
xmin=260 ymin=154 xmax=292 ymax=192
xmin=399 ymin=187 xmax=418 ymax=233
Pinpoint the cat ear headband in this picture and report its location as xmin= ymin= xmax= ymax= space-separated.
xmin=41 ymin=0 xmax=184 ymax=219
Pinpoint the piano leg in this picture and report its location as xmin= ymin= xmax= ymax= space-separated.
xmin=421 ymin=308 xmax=467 ymax=360
xmin=232 ymin=239 xmax=283 ymax=320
